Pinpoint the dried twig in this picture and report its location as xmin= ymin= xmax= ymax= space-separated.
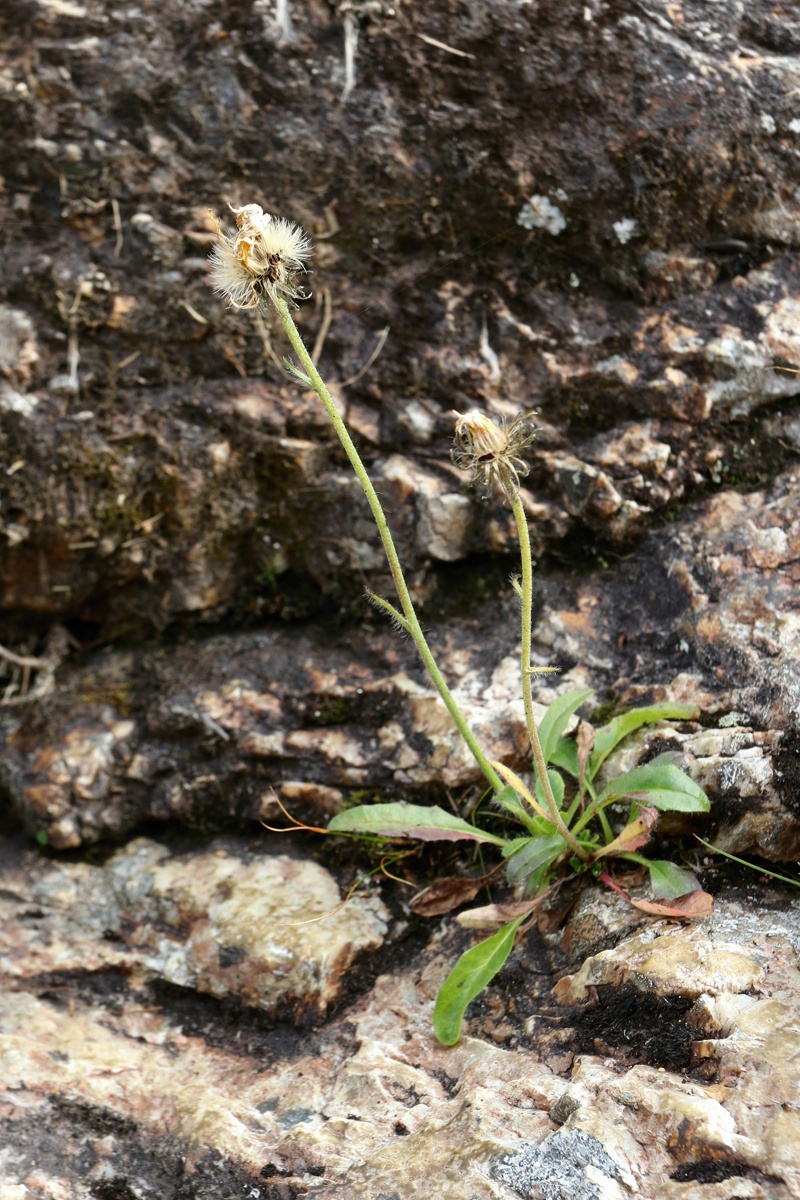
xmin=111 ymin=197 xmax=123 ymax=258
xmin=311 ymin=285 xmax=332 ymax=366
xmin=0 ymin=628 xmax=71 ymax=706
xmin=416 ymin=32 xmax=476 ymax=59
xmin=342 ymin=9 xmax=358 ymax=99
xmin=254 ymin=307 xmax=288 ymax=374
xmin=0 ymin=644 xmax=46 ymax=670
xmin=341 ymin=325 xmax=390 ymax=387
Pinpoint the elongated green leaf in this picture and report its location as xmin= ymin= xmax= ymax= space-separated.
xmin=504 ymin=832 xmax=566 ymax=885
xmin=534 ymin=768 xmax=565 ymax=813
xmin=538 ymin=688 xmax=594 ymax=765
xmin=597 ymin=754 xmax=709 ymax=813
xmin=590 ymin=704 xmax=699 ymax=779
xmin=433 ymin=917 xmax=525 ymax=1045
xmin=695 ymin=836 xmax=800 ymax=889
xmin=502 ymin=835 xmax=537 ymax=858
xmin=493 ymin=784 xmax=532 ymax=824
xmin=549 ymin=737 xmax=580 ymax=778
xmin=646 ymin=859 xmax=702 ymax=900
xmin=328 ymin=802 xmax=506 ymax=845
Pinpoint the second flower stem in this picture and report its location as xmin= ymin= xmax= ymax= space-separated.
xmin=275 ymin=298 xmax=504 ymax=794
xmin=501 ymin=469 xmax=587 ymax=860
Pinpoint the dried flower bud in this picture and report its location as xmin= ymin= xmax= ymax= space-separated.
xmin=209 ymin=203 xmax=312 ymax=310
xmin=452 ymin=409 xmax=538 ymax=496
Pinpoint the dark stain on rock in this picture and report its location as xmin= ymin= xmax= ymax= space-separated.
xmin=669 ymin=1159 xmax=745 ymax=1183
xmin=29 ymin=966 xmax=135 ymax=1012
xmin=0 ymin=1106 xmax=237 ymax=1200
xmin=670 ymin=1155 xmax=785 ymax=1189
xmin=429 ymin=1067 xmax=459 ymax=1096
xmin=260 ymin=1164 xmax=293 ymax=1179
xmin=218 ymin=943 xmax=248 ymax=968
xmin=148 ymin=978 xmax=315 ymax=1060
xmin=556 ymin=984 xmax=700 ymax=1072
xmin=773 ymin=730 xmax=800 ymax=819
xmin=53 ymin=1097 xmax=138 ymax=1138
xmin=90 ymin=1181 xmax=142 ymax=1200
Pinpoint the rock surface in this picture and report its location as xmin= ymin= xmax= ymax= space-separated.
xmin=1 ymin=0 xmax=800 ymax=1196
xmin=1 ymin=837 xmax=800 ymax=1198
xmin=1 ymin=0 xmax=799 ymax=633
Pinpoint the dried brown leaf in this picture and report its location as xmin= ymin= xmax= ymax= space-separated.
xmin=456 ymin=897 xmax=542 ymax=930
xmin=576 ymin=719 xmax=594 ymax=797
xmin=410 ymin=875 xmax=487 ymax=917
xmin=593 ymin=806 xmax=659 ymax=859
xmin=629 ymin=890 xmax=714 ymax=919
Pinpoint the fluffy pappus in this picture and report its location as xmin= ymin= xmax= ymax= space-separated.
xmin=209 ymin=203 xmax=312 ymax=310
xmin=451 ymin=409 xmax=538 ymax=497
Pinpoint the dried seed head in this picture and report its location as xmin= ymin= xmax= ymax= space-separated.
xmin=209 ymin=202 xmax=312 ymax=310
xmin=452 ymin=408 xmax=538 ymax=496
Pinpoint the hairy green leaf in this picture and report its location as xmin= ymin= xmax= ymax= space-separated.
xmin=597 ymin=754 xmax=709 ymax=813
xmin=646 ymin=859 xmax=702 ymax=900
xmin=433 ymin=917 xmax=525 ymax=1045
xmin=590 ymin=704 xmax=699 ymax=779
xmin=328 ymin=802 xmax=506 ymax=844
xmin=282 ymin=357 xmax=312 ymax=386
xmin=538 ymin=688 xmax=594 ymax=765
xmin=504 ymin=832 xmax=566 ymax=885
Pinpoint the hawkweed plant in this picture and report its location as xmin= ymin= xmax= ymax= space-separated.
xmin=210 ymin=203 xmax=712 ymax=1045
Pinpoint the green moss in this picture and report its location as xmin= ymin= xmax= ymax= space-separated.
xmin=79 ymin=682 xmax=133 ymax=715
xmin=310 ymin=695 xmax=353 ymax=726
xmin=588 ymin=696 xmax=622 ymax=726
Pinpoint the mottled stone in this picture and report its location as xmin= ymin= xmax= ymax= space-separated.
xmin=7 ymin=838 xmax=389 ymax=1020
xmin=0 ymin=0 xmax=798 ymax=630
xmin=2 ymin=852 xmax=800 ymax=1199
xmin=2 ymin=0 xmax=800 ymax=1193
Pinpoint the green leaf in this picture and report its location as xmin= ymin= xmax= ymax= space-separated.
xmin=523 ymin=859 xmax=560 ymax=897
xmin=282 ymin=357 xmax=312 ymax=386
xmin=646 ymin=859 xmax=702 ymax=900
xmin=433 ymin=917 xmax=525 ymax=1045
xmin=367 ymin=592 xmax=411 ymax=633
xmin=534 ymin=768 xmax=565 ymax=813
xmin=695 ymin=836 xmax=800 ymax=889
xmin=590 ymin=704 xmax=699 ymax=780
xmin=327 ymin=802 xmax=506 ymax=845
xmin=493 ymin=784 xmax=532 ymax=824
xmin=503 ymin=832 xmax=566 ymax=886
xmin=549 ymin=737 xmax=580 ymax=778
xmin=538 ymin=688 xmax=594 ymax=765
xmin=597 ymin=754 xmax=710 ymax=813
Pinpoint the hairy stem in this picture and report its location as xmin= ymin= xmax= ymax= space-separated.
xmin=501 ymin=469 xmax=587 ymax=860
xmin=275 ymin=298 xmax=503 ymax=792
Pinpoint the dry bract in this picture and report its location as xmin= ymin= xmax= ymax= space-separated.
xmin=452 ymin=408 xmax=538 ymax=495
xmin=209 ymin=203 xmax=312 ymax=309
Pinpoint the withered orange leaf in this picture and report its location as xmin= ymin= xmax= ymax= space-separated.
xmin=410 ymin=875 xmax=488 ymax=917
xmin=629 ymin=890 xmax=714 ymax=919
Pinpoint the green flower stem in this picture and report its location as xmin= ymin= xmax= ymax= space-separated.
xmin=275 ymin=298 xmax=503 ymax=793
xmin=501 ymin=468 xmax=587 ymax=860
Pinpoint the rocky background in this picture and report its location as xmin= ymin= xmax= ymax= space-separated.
xmin=1 ymin=0 xmax=800 ymax=1197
